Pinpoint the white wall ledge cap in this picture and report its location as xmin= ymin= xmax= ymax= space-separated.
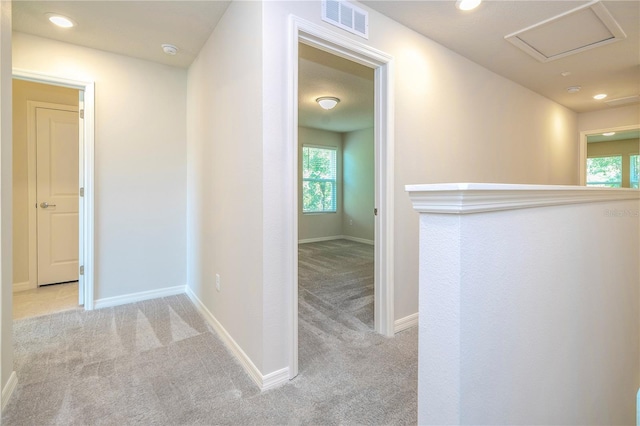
xmin=406 ymin=182 xmax=640 ymax=214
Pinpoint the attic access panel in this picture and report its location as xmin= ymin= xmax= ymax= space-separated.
xmin=505 ymin=1 xmax=626 ymax=63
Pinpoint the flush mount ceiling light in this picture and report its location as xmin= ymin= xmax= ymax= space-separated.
xmin=567 ymin=86 xmax=581 ymax=93
xmin=316 ymin=97 xmax=340 ymax=110
xmin=593 ymin=93 xmax=607 ymax=100
xmin=602 ymin=132 xmax=616 ymax=136
xmin=455 ymin=0 xmax=481 ymax=11
xmin=161 ymin=44 xmax=179 ymax=56
xmin=46 ymin=13 xmax=75 ymax=28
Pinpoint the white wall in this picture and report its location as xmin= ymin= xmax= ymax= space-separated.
xmin=0 ymin=0 xmax=13 ymax=401
xmin=343 ymin=127 xmax=374 ymax=242
xmin=12 ymin=33 xmax=187 ymax=301
xmin=260 ymin=0 xmax=578 ymax=375
xmin=409 ymin=184 xmax=639 ymax=424
xmin=578 ymin=104 xmax=640 ymax=132
xmin=186 ymin=0 xmax=265 ymax=372
xmin=298 ymin=126 xmax=343 ymax=241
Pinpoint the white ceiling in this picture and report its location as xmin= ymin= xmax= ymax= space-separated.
xmin=12 ymin=1 xmax=231 ymax=68
xmin=361 ymin=0 xmax=639 ymax=114
xmin=299 ymin=44 xmax=374 ymax=132
xmin=11 ymin=0 xmax=640 ymax=132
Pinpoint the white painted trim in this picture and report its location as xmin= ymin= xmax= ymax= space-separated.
xmin=406 ymin=183 xmax=640 ymax=214
xmin=93 ymin=285 xmax=185 ymax=310
xmin=1 ymin=371 xmax=17 ymax=411
xmin=298 ymin=235 xmax=374 ymax=245
xmin=13 ymin=69 xmax=95 ymax=310
xmin=12 ymin=281 xmax=33 ymax=292
xmin=394 ymin=312 xmax=418 ymax=333
xmin=185 ymin=287 xmax=289 ymax=391
xmin=343 ymin=235 xmax=374 ymax=245
xmin=289 ymin=15 xmax=396 ymax=378
xmin=298 ymin=235 xmax=344 ymax=244
xmin=579 ymin=124 xmax=640 ymax=186
xmin=262 ymin=367 xmax=290 ymax=391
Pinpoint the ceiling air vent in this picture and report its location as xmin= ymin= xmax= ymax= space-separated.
xmin=505 ymin=1 xmax=626 ymax=63
xmin=322 ymin=0 xmax=369 ymax=39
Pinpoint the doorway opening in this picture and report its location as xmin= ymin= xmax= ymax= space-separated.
xmin=12 ymin=70 xmax=95 ymax=311
xmin=289 ymin=17 xmax=395 ymax=379
xmin=580 ymin=125 xmax=640 ymax=187
xmin=297 ymin=43 xmax=376 ymax=353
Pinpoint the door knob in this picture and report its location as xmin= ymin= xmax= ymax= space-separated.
xmin=40 ymin=202 xmax=56 ymax=209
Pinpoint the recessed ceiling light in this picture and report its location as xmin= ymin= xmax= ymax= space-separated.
xmin=567 ymin=86 xmax=581 ymax=93
xmin=46 ymin=13 xmax=75 ymax=28
xmin=593 ymin=93 xmax=607 ymax=100
xmin=455 ymin=0 xmax=482 ymax=11
xmin=602 ymin=132 xmax=616 ymax=136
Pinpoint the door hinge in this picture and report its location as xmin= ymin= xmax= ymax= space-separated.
xmin=80 ymin=109 xmax=84 ymax=119
xmin=80 ymin=265 xmax=84 ymax=276
xmin=374 ymin=208 xmax=378 ymax=216
xmin=80 ymin=187 xmax=84 ymax=197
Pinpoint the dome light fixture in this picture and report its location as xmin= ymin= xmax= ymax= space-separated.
xmin=46 ymin=13 xmax=76 ymax=28
xmin=593 ymin=93 xmax=607 ymax=100
xmin=316 ymin=96 xmax=340 ymax=110
xmin=455 ymin=0 xmax=482 ymax=11
xmin=566 ymin=86 xmax=581 ymax=93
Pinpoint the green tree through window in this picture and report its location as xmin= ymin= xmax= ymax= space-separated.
xmin=302 ymin=146 xmax=337 ymax=213
xmin=586 ymin=156 xmax=622 ymax=187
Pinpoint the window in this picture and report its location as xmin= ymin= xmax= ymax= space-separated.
xmin=302 ymin=145 xmax=337 ymax=213
xmin=586 ymin=156 xmax=622 ymax=187
xmin=632 ymin=155 xmax=640 ymax=189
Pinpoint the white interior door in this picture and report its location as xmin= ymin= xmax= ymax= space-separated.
xmin=36 ymin=107 xmax=79 ymax=286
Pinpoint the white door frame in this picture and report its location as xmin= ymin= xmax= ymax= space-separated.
xmin=13 ymin=69 xmax=95 ymax=310
xmin=288 ymin=16 xmax=395 ymax=378
xmin=579 ymin=124 xmax=640 ymax=185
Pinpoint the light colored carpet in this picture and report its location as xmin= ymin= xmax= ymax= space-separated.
xmin=2 ymin=241 xmax=417 ymax=425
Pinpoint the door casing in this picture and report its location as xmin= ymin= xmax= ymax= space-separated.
xmin=288 ymin=16 xmax=395 ymax=379
xmin=13 ymin=69 xmax=95 ymax=310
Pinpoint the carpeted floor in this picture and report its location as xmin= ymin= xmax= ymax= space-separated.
xmin=2 ymin=240 xmax=417 ymax=425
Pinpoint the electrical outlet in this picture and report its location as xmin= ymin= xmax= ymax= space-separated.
xmin=216 ymin=273 xmax=221 ymax=292
xmin=350 ymin=219 xmax=353 ymax=226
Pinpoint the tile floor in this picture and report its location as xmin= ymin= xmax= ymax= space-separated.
xmin=13 ymin=282 xmax=80 ymax=320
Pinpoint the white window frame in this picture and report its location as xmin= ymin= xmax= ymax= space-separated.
xmin=302 ymin=144 xmax=338 ymax=214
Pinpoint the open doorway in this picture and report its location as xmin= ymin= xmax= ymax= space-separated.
xmin=580 ymin=126 xmax=640 ymax=188
xmin=12 ymin=70 xmax=95 ymax=313
xmin=297 ymin=43 xmax=375 ymax=333
xmin=12 ymin=79 xmax=81 ymax=318
xmin=289 ymin=17 xmax=395 ymax=379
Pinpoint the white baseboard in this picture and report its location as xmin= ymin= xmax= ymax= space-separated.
xmin=342 ymin=235 xmax=374 ymax=245
xmin=394 ymin=312 xmax=418 ymax=333
xmin=185 ymin=286 xmax=289 ymax=391
xmin=299 ymin=235 xmax=374 ymax=245
xmin=93 ymin=285 xmax=186 ymax=309
xmin=1 ymin=371 xmax=17 ymax=411
xmin=298 ymin=235 xmax=344 ymax=244
xmin=13 ymin=281 xmax=35 ymax=293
